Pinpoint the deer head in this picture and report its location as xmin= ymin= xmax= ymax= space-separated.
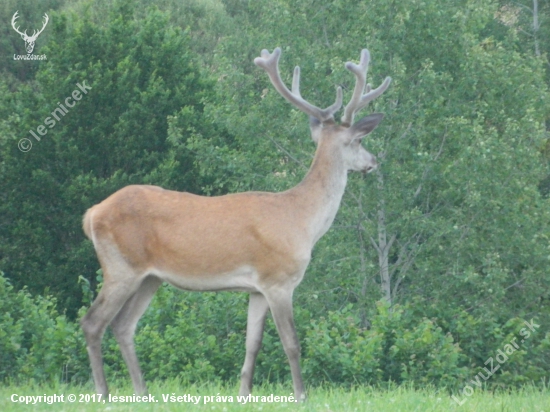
xmin=254 ymin=48 xmax=391 ymax=174
xmin=12 ymin=11 xmax=49 ymax=54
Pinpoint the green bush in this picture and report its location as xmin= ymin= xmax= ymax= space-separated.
xmin=448 ymin=313 xmax=550 ymax=388
xmin=0 ymin=271 xmax=545 ymax=389
xmin=0 ymin=272 xmax=82 ymax=382
xmin=303 ymin=306 xmax=383 ymax=385
xmin=372 ymin=301 xmax=468 ymax=388
xmin=301 ymin=302 xmax=467 ymax=388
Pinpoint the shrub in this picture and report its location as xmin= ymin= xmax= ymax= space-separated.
xmin=0 ymin=272 xmax=82 ymax=382
xmin=0 ymin=271 xmax=542 ymax=389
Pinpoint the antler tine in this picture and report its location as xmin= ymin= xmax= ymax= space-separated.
xmin=11 ymin=11 xmax=26 ymax=37
xmin=291 ymin=66 xmax=301 ymax=96
xmin=341 ymin=49 xmax=391 ymax=127
xmin=29 ymin=13 xmax=49 ymax=40
xmin=255 ymin=48 xmax=342 ymax=123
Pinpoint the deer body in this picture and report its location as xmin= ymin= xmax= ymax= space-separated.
xmin=81 ymin=48 xmax=390 ymax=401
xmin=85 ymin=186 xmax=312 ymax=290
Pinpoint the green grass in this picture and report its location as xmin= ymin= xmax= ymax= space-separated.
xmin=1 ymin=381 xmax=549 ymax=411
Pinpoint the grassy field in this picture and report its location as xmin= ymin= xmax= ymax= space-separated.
xmin=2 ymin=381 xmax=548 ymax=411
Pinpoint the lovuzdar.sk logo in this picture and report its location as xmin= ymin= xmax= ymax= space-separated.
xmin=11 ymin=11 xmax=48 ymax=61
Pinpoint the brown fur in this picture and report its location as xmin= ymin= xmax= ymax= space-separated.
xmin=80 ymin=47 xmax=389 ymax=402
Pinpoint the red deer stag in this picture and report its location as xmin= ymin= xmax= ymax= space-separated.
xmin=81 ymin=47 xmax=391 ymax=401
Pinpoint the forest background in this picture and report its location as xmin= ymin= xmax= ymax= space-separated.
xmin=1 ymin=0 xmax=550 ymax=390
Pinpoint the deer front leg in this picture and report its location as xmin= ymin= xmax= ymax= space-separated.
xmin=239 ymin=292 xmax=270 ymax=396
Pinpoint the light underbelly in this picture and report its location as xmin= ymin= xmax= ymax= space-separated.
xmin=150 ymin=265 xmax=260 ymax=293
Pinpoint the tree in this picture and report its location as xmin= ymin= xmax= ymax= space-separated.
xmin=190 ymin=0 xmax=550 ymax=352
xmin=0 ymin=0 xmax=214 ymax=317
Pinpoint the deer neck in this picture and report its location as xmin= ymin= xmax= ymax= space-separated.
xmin=289 ymin=139 xmax=347 ymax=244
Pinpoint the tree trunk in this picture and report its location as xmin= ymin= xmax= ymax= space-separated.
xmin=373 ymin=168 xmax=393 ymax=305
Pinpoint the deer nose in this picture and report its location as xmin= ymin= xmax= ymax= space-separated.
xmin=365 ymin=158 xmax=378 ymax=173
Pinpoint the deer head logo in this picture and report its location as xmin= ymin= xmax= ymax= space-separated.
xmin=11 ymin=11 xmax=49 ymax=54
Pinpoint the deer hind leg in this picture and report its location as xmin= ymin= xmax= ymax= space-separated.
xmin=109 ymin=275 xmax=162 ymax=395
xmin=264 ymin=289 xmax=306 ymax=402
xmin=80 ymin=272 xmax=142 ymax=397
xmin=239 ymin=292 xmax=270 ymax=396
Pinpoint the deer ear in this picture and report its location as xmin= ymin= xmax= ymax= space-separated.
xmin=309 ymin=116 xmax=322 ymax=143
xmin=347 ymin=113 xmax=384 ymax=141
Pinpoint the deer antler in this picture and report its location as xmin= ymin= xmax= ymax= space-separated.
xmin=11 ymin=11 xmax=26 ymax=38
xmin=254 ymin=48 xmax=343 ymax=123
xmin=341 ymin=49 xmax=391 ymax=127
xmin=11 ymin=11 xmax=49 ymax=41
xmin=29 ymin=13 xmax=49 ymax=41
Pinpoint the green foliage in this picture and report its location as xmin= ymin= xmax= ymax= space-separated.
xmin=302 ymin=301 xmax=467 ymax=388
xmin=0 ymin=0 xmax=215 ymax=317
xmin=303 ymin=306 xmax=383 ymax=385
xmin=0 ymin=272 xmax=81 ymax=382
xmin=190 ymin=1 xmax=550 ymax=361
xmin=447 ymin=312 xmax=550 ymax=387
xmin=371 ymin=302 xmax=466 ymax=387
xmin=0 ymin=270 xmax=546 ymax=388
